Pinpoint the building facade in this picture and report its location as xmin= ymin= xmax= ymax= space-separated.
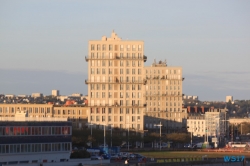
xmin=0 ymin=111 xmax=72 ymax=164
xmin=0 ymin=104 xmax=87 ymax=129
xmin=205 ymin=108 xmax=227 ymax=141
xmin=85 ymin=31 xmax=147 ymax=132
xmin=144 ymin=60 xmax=186 ymax=133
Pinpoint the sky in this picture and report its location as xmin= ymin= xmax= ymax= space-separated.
xmin=0 ymin=0 xmax=250 ymax=101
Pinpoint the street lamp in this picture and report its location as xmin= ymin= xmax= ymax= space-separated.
xmin=88 ymin=121 xmax=94 ymax=148
xmin=154 ymin=122 xmax=162 ymax=151
xmin=126 ymin=116 xmax=130 ymax=151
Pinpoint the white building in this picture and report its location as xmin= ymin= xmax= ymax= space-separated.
xmin=187 ymin=115 xmax=206 ymax=137
xmin=31 ymin=93 xmax=43 ymax=98
xmin=52 ymin=90 xmax=59 ymax=96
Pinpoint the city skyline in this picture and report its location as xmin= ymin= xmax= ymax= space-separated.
xmin=1 ymin=0 xmax=250 ymax=101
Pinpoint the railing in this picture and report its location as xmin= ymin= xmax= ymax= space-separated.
xmin=85 ymin=55 xmax=147 ymax=62
xmin=85 ymin=79 xmax=147 ymax=85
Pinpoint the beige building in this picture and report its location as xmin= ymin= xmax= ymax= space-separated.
xmin=226 ymin=96 xmax=233 ymax=103
xmin=0 ymin=104 xmax=88 ymax=128
xmin=85 ymin=31 xmax=147 ymax=132
xmin=144 ymin=60 xmax=186 ymax=132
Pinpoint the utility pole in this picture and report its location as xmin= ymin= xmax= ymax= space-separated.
xmin=154 ymin=122 xmax=162 ymax=151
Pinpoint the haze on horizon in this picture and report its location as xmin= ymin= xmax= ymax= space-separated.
xmin=0 ymin=0 xmax=250 ymax=101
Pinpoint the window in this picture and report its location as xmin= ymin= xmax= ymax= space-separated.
xmin=102 ymin=84 xmax=105 ymax=90
xmin=102 ymin=60 xmax=105 ymax=66
xmin=132 ymin=69 xmax=135 ymax=74
xmin=102 ymin=69 xmax=105 ymax=74
xmin=138 ymin=69 xmax=141 ymax=74
xmin=120 ymin=84 xmax=124 ymax=90
xmin=126 ymin=61 xmax=129 ymax=66
xmin=97 ymin=69 xmax=100 ymax=74
xmin=108 ymin=84 xmax=112 ymax=90
xmin=120 ymin=69 xmax=123 ymax=74
xmin=120 ymin=61 xmax=123 ymax=66
xmin=109 ymin=61 xmax=112 ymax=66
xmin=97 ymin=44 xmax=100 ymax=50
xmin=120 ymin=108 xmax=123 ymax=114
xmin=91 ymin=44 xmax=95 ymax=50
xmin=126 ymin=69 xmax=129 ymax=74
xmin=108 ymin=92 xmax=112 ymax=98
xmin=102 ymin=45 xmax=106 ymax=50
xmin=102 ymin=92 xmax=105 ymax=98
xmin=120 ymin=116 xmax=123 ymax=121
xmin=91 ymin=68 xmax=95 ymax=74
xmin=108 ymin=108 xmax=112 ymax=114
xmin=109 ymin=69 xmax=112 ymax=74
xmin=109 ymin=45 xmax=113 ymax=51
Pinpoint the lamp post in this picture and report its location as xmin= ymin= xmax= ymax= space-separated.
xmin=154 ymin=122 xmax=162 ymax=151
xmin=126 ymin=116 xmax=130 ymax=151
xmin=88 ymin=121 xmax=94 ymax=148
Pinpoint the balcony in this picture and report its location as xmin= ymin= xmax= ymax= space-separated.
xmin=85 ymin=79 xmax=147 ymax=85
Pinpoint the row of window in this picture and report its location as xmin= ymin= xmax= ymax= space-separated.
xmin=146 ymin=108 xmax=182 ymax=112
xmin=0 ymin=107 xmax=51 ymax=114
xmin=146 ymin=97 xmax=182 ymax=101
xmin=89 ymin=77 xmax=143 ymax=83
xmin=90 ymin=60 xmax=142 ymax=67
xmin=91 ymin=123 xmax=141 ymax=130
xmin=146 ymin=69 xmax=181 ymax=74
xmin=90 ymin=108 xmax=141 ymax=114
xmin=0 ymin=142 xmax=71 ymax=154
xmin=90 ymin=68 xmax=142 ymax=75
xmin=90 ymin=115 xmax=141 ymax=122
xmin=147 ymin=86 xmax=181 ymax=90
xmin=90 ymin=45 xmax=142 ymax=51
xmin=90 ymin=92 xmax=142 ymax=98
xmin=147 ymin=80 xmax=181 ymax=85
xmin=53 ymin=110 xmax=83 ymax=115
xmin=89 ymin=100 xmax=143 ymax=106
xmin=147 ymin=102 xmax=181 ymax=107
xmin=0 ymin=126 xmax=71 ymax=136
xmin=91 ymin=84 xmax=142 ymax=90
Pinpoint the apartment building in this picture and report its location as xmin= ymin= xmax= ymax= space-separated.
xmin=205 ymin=108 xmax=227 ymax=139
xmin=0 ymin=104 xmax=88 ymax=128
xmin=144 ymin=60 xmax=186 ymax=133
xmin=187 ymin=114 xmax=206 ymax=137
xmin=85 ymin=31 xmax=147 ymax=132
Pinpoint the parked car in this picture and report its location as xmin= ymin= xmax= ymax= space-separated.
xmin=91 ymin=154 xmax=103 ymax=160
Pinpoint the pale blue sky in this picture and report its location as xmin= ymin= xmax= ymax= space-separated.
xmin=0 ymin=0 xmax=249 ymax=101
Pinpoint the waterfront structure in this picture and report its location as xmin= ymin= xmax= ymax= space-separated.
xmin=144 ymin=60 xmax=186 ymax=133
xmin=0 ymin=104 xmax=87 ymax=129
xmin=0 ymin=111 xmax=71 ymax=164
xmin=85 ymin=31 xmax=147 ymax=131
